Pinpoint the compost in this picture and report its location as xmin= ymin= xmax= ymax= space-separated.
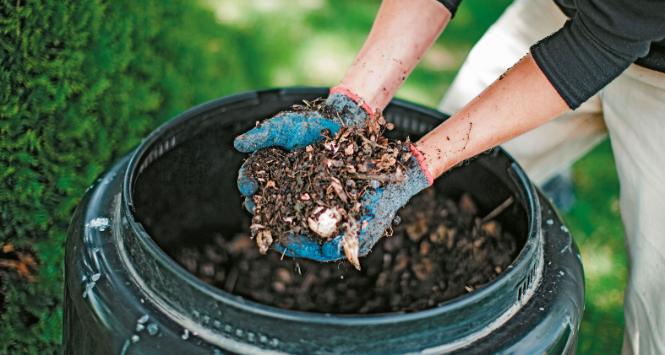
xmin=172 ymin=190 xmax=517 ymax=314
xmin=243 ymin=101 xmax=411 ymax=268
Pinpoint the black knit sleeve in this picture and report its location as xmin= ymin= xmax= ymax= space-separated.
xmin=530 ymin=0 xmax=665 ymax=109
xmin=436 ymin=0 xmax=461 ymax=17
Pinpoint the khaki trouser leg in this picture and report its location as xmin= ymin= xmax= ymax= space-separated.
xmin=439 ymin=0 xmax=665 ymax=352
xmin=601 ymin=65 xmax=665 ymax=355
xmin=439 ymin=0 xmax=607 ymax=185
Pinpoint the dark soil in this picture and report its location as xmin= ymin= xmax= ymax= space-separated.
xmin=172 ymin=190 xmax=517 ymax=314
xmin=244 ymin=106 xmax=410 ymax=268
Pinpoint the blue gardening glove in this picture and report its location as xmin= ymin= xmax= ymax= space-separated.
xmin=239 ymin=139 xmax=434 ymax=264
xmin=275 ymin=147 xmax=433 ymax=265
xmin=235 ymin=90 xmax=371 ymax=211
xmin=234 ymin=91 xmax=370 ymax=154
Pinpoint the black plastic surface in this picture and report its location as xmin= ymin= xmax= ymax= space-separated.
xmin=64 ymin=88 xmax=584 ymax=354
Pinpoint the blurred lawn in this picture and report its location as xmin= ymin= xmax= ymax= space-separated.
xmin=205 ymin=0 xmax=627 ymax=353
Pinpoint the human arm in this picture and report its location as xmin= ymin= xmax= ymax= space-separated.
xmin=416 ymin=0 xmax=665 ymax=175
xmin=319 ymin=53 xmax=569 ymax=264
xmin=531 ymin=0 xmax=665 ymax=109
xmin=415 ymin=53 xmax=569 ymax=177
xmin=236 ymin=0 xmax=452 ymax=204
xmin=272 ymin=49 xmax=561 ymax=264
xmin=235 ymin=0 xmax=453 ymax=156
xmin=235 ymin=0 xmax=455 ymax=261
xmin=309 ymin=53 xmax=569 ymax=264
xmin=334 ymin=0 xmax=452 ymax=114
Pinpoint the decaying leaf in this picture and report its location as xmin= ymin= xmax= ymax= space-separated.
xmin=328 ymin=177 xmax=347 ymax=203
xmin=405 ymin=213 xmax=428 ymax=242
xmin=0 ymin=244 xmax=38 ymax=282
xmin=341 ymin=222 xmax=361 ymax=270
xmin=481 ymin=220 xmax=500 ymax=238
xmin=459 ymin=193 xmax=478 ymax=216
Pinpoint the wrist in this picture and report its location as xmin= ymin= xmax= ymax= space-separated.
xmin=329 ymin=86 xmax=374 ymax=118
xmin=408 ymin=144 xmax=434 ymax=186
xmin=412 ymin=140 xmax=457 ymax=180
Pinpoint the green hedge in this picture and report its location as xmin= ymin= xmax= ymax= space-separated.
xmin=0 ymin=1 xmax=258 ymax=352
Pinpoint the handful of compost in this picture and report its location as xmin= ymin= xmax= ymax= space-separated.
xmin=235 ymin=98 xmax=433 ymax=268
xmin=243 ymin=111 xmax=411 ymax=269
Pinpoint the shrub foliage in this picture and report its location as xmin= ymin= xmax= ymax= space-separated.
xmin=0 ymin=0 xmax=256 ymax=352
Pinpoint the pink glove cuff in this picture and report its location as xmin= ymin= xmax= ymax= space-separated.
xmin=409 ymin=144 xmax=434 ymax=186
xmin=330 ymin=86 xmax=374 ymax=117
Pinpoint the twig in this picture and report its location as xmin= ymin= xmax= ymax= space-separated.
xmin=223 ymin=268 xmax=239 ymax=293
xmin=359 ymin=135 xmax=386 ymax=149
xmin=481 ymin=196 xmax=514 ymax=223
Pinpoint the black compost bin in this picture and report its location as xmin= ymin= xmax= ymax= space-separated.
xmin=64 ymin=88 xmax=584 ymax=354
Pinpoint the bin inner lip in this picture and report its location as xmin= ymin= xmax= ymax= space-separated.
xmin=120 ymin=90 xmax=542 ymax=323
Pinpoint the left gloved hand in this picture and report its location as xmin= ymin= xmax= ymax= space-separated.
xmin=235 ymin=88 xmax=372 ymax=213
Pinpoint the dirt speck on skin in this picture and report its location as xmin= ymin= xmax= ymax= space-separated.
xmin=171 ymin=190 xmax=518 ymax=314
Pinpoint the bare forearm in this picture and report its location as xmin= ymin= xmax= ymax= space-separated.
xmin=335 ymin=0 xmax=451 ymax=113
xmin=415 ymin=53 xmax=570 ymax=178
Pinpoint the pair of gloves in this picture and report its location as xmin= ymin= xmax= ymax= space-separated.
xmin=234 ymin=88 xmax=433 ymax=262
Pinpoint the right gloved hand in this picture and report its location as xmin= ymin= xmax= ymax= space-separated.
xmin=271 ymin=144 xmax=433 ymax=264
xmin=234 ymin=87 xmax=373 ymax=212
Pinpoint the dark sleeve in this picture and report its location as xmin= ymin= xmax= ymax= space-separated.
xmin=437 ymin=0 xmax=461 ymax=17
xmin=530 ymin=0 xmax=665 ymax=109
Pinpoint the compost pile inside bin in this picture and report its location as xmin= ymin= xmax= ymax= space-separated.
xmin=173 ymin=190 xmax=517 ymax=314
xmin=243 ymin=101 xmax=411 ymax=269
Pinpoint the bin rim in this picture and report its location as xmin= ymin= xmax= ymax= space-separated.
xmin=120 ymin=87 xmax=542 ymax=326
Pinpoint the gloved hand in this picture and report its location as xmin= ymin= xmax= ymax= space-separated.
xmin=235 ymin=87 xmax=372 ymax=212
xmin=234 ymin=88 xmax=371 ymax=154
xmin=274 ymin=145 xmax=433 ymax=264
xmin=237 ymin=135 xmax=434 ymax=263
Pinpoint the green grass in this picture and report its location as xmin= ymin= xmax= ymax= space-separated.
xmin=2 ymin=0 xmax=626 ymax=352
xmin=566 ymin=141 xmax=627 ymax=354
